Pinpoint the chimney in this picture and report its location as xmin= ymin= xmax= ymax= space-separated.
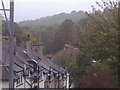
xmin=38 ymin=43 xmax=43 ymax=58
xmin=26 ymin=34 xmax=31 ymax=57
xmin=38 ymin=37 xmax=43 ymax=58
xmin=32 ymin=38 xmax=43 ymax=58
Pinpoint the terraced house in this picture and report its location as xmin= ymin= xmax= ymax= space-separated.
xmin=0 ymin=35 xmax=69 ymax=89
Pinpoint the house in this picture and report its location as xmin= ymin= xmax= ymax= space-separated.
xmin=0 ymin=35 xmax=69 ymax=89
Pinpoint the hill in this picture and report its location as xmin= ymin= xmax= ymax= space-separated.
xmin=18 ymin=10 xmax=90 ymax=54
xmin=18 ymin=10 xmax=88 ymax=29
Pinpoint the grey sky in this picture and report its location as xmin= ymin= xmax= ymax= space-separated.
xmin=0 ymin=0 xmax=101 ymax=22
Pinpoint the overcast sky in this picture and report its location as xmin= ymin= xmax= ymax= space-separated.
xmin=0 ymin=0 xmax=102 ymax=22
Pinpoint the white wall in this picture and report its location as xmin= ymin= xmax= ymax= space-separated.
xmin=0 ymin=81 xmax=9 ymax=88
xmin=24 ymin=79 xmax=31 ymax=88
xmin=39 ymin=81 xmax=44 ymax=88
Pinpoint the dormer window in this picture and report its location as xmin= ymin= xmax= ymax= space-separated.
xmin=31 ymin=59 xmax=38 ymax=64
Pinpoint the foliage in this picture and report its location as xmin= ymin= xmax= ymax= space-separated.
xmin=78 ymin=17 xmax=91 ymax=28
xmin=38 ymin=25 xmax=59 ymax=54
xmin=51 ymin=19 xmax=80 ymax=53
xmin=2 ymin=20 xmax=37 ymax=45
xmin=80 ymin=63 xmax=118 ymax=88
xmin=18 ymin=11 xmax=88 ymax=54
xmin=2 ymin=20 xmax=22 ymax=44
xmin=53 ymin=45 xmax=79 ymax=87
xmin=75 ymin=0 xmax=118 ymax=87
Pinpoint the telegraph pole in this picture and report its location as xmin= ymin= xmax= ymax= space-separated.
xmin=9 ymin=0 xmax=14 ymax=88
xmin=1 ymin=0 xmax=14 ymax=88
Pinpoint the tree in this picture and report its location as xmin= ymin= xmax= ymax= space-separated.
xmin=76 ymin=0 xmax=118 ymax=87
xmin=80 ymin=63 xmax=118 ymax=88
xmin=2 ymin=20 xmax=23 ymax=44
xmin=53 ymin=44 xmax=79 ymax=87
xmin=51 ymin=19 xmax=80 ymax=53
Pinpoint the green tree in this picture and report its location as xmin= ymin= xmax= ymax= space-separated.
xmin=53 ymin=45 xmax=79 ymax=87
xmin=76 ymin=0 xmax=118 ymax=87
xmin=51 ymin=19 xmax=80 ymax=53
xmin=80 ymin=63 xmax=118 ymax=88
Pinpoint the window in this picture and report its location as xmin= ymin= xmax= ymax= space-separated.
xmin=39 ymin=71 xmax=43 ymax=81
xmin=29 ymin=68 xmax=34 ymax=77
xmin=16 ymin=72 xmax=23 ymax=86
xmin=21 ymin=73 xmax=23 ymax=82
xmin=16 ymin=76 xmax=20 ymax=84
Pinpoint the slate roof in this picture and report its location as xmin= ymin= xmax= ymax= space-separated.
xmin=0 ymin=65 xmax=20 ymax=80
xmin=1 ymin=42 xmax=67 ymax=80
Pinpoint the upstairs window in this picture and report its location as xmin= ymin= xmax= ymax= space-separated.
xmin=16 ymin=72 xmax=23 ymax=86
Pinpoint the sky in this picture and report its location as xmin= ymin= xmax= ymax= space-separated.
xmin=0 ymin=0 xmax=102 ymax=22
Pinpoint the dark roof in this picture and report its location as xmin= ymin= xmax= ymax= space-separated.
xmin=16 ymin=45 xmax=66 ymax=72
xmin=1 ymin=43 xmax=25 ymax=80
xmin=2 ymin=43 xmax=9 ymax=65
xmin=0 ymin=65 xmax=19 ymax=80
xmin=0 ymin=66 xmax=9 ymax=80
xmin=1 ymin=42 xmax=67 ymax=80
